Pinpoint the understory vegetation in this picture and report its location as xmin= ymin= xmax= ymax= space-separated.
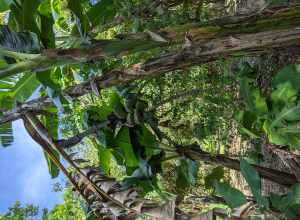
xmin=0 ymin=0 xmax=300 ymax=219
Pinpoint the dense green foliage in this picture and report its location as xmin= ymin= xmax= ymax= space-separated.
xmin=237 ymin=64 xmax=300 ymax=149
xmin=0 ymin=0 xmax=299 ymax=219
xmin=0 ymin=202 xmax=38 ymax=220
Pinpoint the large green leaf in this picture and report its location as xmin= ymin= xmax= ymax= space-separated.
xmin=41 ymin=110 xmax=59 ymax=140
xmin=204 ymin=166 xmax=224 ymax=189
xmin=240 ymin=159 xmax=269 ymax=208
xmin=98 ymin=146 xmax=112 ymax=174
xmin=40 ymin=15 xmax=55 ymax=48
xmin=37 ymin=68 xmax=72 ymax=113
xmin=9 ymin=0 xmax=41 ymax=35
xmin=251 ymin=89 xmax=268 ymax=114
xmin=122 ymin=160 xmax=157 ymax=194
xmin=270 ymin=183 xmax=300 ymax=220
xmin=0 ymin=0 xmax=12 ymax=12
xmin=271 ymin=82 xmax=297 ymax=107
xmin=36 ymin=68 xmax=61 ymax=90
xmin=41 ymin=111 xmax=60 ymax=178
xmin=87 ymin=0 xmax=118 ymax=27
xmin=114 ymin=127 xmax=139 ymax=167
xmin=13 ymin=73 xmax=39 ymax=101
xmin=138 ymin=124 xmax=159 ymax=159
xmin=277 ymin=123 xmax=300 ymax=134
xmin=271 ymin=104 xmax=300 ymax=128
xmin=176 ymin=157 xmax=198 ymax=189
xmin=50 ymin=0 xmax=71 ymax=32
xmin=0 ymin=122 xmax=14 ymax=147
xmin=214 ymin=181 xmax=247 ymax=208
xmin=239 ymin=77 xmax=253 ymax=109
xmin=0 ymin=26 xmax=40 ymax=109
xmin=235 ymin=110 xmax=261 ymax=138
xmin=263 ymin=120 xmax=300 ymax=148
xmin=0 ymin=73 xmax=40 ymax=109
xmin=0 ymin=25 xmax=40 ymax=55
xmin=239 ymin=77 xmax=268 ymax=115
xmin=273 ymin=64 xmax=300 ymax=91
xmin=67 ymin=0 xmax=90 ymax=34
xmin=38 ymin=0 xmax=55 ymax=48
xmin=43 ymin=150 xmax=60 ymax=178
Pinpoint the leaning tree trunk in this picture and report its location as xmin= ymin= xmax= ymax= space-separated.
xmin=1 ymin=5 xmax=300 ymax=123
xmin=177 ymin=145 xmax=298 ymax=187
xmin=0 ymin=5 xmax=299 ymax=79
xmin=2 ymin=26 xmax=300 ymax=123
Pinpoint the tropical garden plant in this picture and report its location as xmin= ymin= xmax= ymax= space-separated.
xmin=1 ymin=0 xmax=300 ymax=219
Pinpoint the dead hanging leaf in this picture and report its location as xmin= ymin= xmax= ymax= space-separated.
xmin=183 ymin=32 xmax=193 ymax=49
xmin=232 ymin=202 xmax=253 ymax=219
xmin=21 ymin=113 xmax=192 ymax=220
xmin=146 ymin=30 xmax=168 ymax=43
xmin=72 ymin=167 xmax=176 ymax=220
xmin=143 ymin=200 xmax=175 ymax=220
xmin=190 ymin=210 xmax=214 ymax=220
xmin=266 ymin=144 xmax=300 ymax=181
xmin=67 ymin=152 xmax=78 ymax=160
xmin=90 ymin=76 xmax=101 ymax=97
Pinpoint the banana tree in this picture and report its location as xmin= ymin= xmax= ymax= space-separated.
xmin=2 ymin=24 xmax=300 ymax=124
xmin=1 ymin=1 xmax=300 ymax=219
xmin=19 ymin=96 xmax=299 ymax=219
xmin=22 ymin=112 xmax=177 ymax=220
xmin=0 ymin=2 xmax=299 ymax=124
xmin=22 ymin=111 xmax=244 ymax=220
xmin=1 ymin=4 xmax=300 ymax=80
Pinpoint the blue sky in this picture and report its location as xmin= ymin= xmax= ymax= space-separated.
xmin=0 ymin=119 xmax=63 ymax=216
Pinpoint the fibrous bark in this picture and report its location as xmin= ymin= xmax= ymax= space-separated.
xmin=1 ymin=26 xmax=300 ymax=124
xmin=1 ymin=5 xmax=299 ymax=79
xmin=178 ymin=145 xmax=298 ymax=187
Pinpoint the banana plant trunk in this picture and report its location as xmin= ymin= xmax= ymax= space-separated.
xmin=2 ymin=25 xmax=300 ymax=124
xmin=0 ymin=5 xmax=299 ymax=79
xmin=1 ymin=5 xmax=300 ymax=124
xmin=178 ymin=146 xmax=298 ymax=187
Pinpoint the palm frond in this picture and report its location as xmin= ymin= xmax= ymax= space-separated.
xmin=0 ymin=73 xmax=40 ymax=109
xmin=0 ymin=25 xmax=41 ymax=106
xmin=0 ymin=122 xmax=13 ymax=147
xmin=0 ymin=25 xmax=41 ymax=146
xmin=0 ymin=25 xmax=40 ymax=55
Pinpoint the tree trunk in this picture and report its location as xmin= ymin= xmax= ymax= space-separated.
xmin=178 ymin=145 xmax=298 ymax=187
xmin=1 ymin=26 xmax=300 ymax=124
xmin=0 ymin=5 xmax=299 ymax=79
